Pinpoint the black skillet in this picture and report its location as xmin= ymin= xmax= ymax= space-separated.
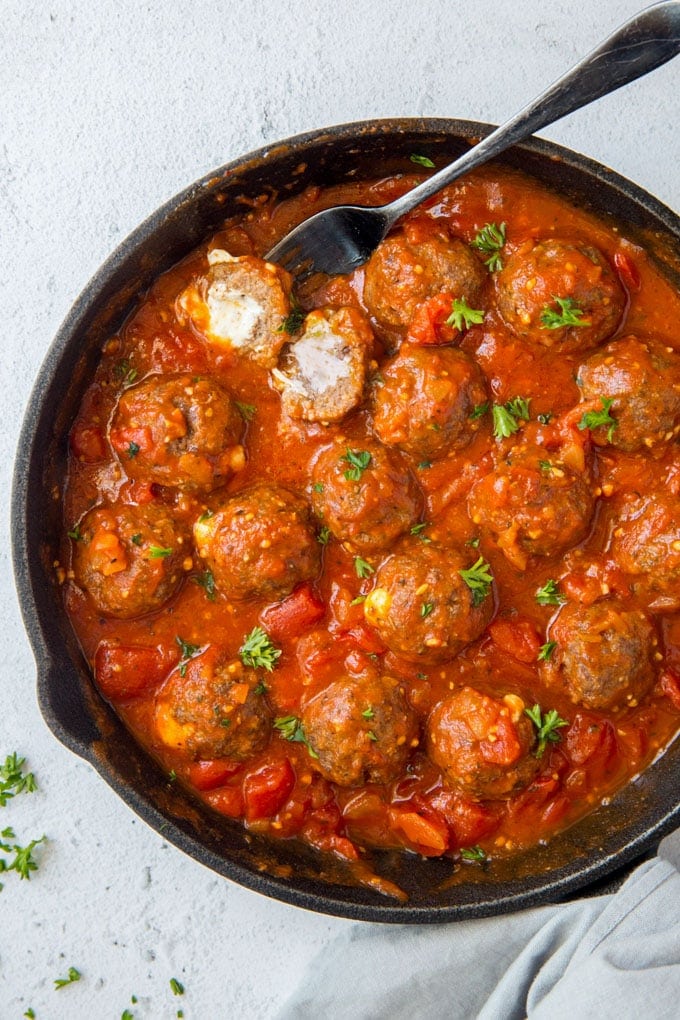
xmin=11 ymin=119 xmax=680 ymax=922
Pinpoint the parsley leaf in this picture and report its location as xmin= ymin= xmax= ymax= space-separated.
xmin=524 ymin=704 xmax=569 ymax=758
xmin=274 ymin=716 xmax=318 ymax=758
xmin=54 ymin=967 xmax=82 ymax=990
xmin=317 ymin=526 xmax=331 ymax=545
xmin=175 ymin=636 xmax=201 ymax=677
xmin=67 ymin=524 xmax=83 ymax=542
xmin=410 ymin=153 xmax=435 ymax=168
xmin=470 ymin=221 xmax=506 ymax=272
xmin=469 ymin=402 xmax=490 ymax=420
xmin=170 ymin=977 xmax=185 ymax=996
xmin=0 ymin=753 xmax=37 ymax=807
xmin=148 ymin=545 xmax=172 ymax=559
xmin=577 ymin=397 xmax=618 ymax=442
xmin=460 ymin=845 xmax=487 ymax=863
xmin=491 ymin=396 xmax=531 ymax=440
xmin=361 ymin=706 xmax=375 ymax=720
xmin=127 ymin=441 xmax=140 ymax=459
xmin=193 ymin=568 xmax=216 ymax=601
xmin=341 ymin=448 xmax=372 ymax=481
xmin=535 ymin=579 xmax=566 ymax=606
xmin=235 ymin=401 xmax=256 ymax=422
xmin=354 ymin=556 xmax=374 ymax=579
xmin=537 ymin=640 xmax=557 ymax=662
xmin=115 ymin=359 xmax=138 ymax=385
xmin=420 ymin=602 xmax=434 ymax=618
xmin=446 ymin=297 xmax=485 ymax=332
xmin=278 ymin=305 xmax=305 ymax=334
xmin=459 ymin=556 xmax=494 ymax=606
xmin=240 ymin=626 xmax=281 ymax=672
xmin=540 ymin=296 xmax=591 ymax=330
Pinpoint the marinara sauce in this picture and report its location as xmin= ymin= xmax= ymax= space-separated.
xmin=59 ymin=165 xmax=680 ymax=895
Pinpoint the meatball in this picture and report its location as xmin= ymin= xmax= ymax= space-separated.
xmin=73 ymin=502 xmax=187 ymax=618
xmin=577 ymin=335 xmax=680 ymax=451
xmin=363 ymin=541 xmax=494 ymax=664
xmin=467 ymin=444 xmax=594 ymax=569
xmin=193 ymin=483 xmax=320 ymax=601
xmin=178 ymin=249 xmax=293 ymax=367
xmin=310 ymin=437 xmax=421 ymax=553
xmin=109 ymin=373 xmax=244 ymax=491
xmin=496 ymin=239 xmax=624 ymax=352
xmin=272 ymin=306 xmax=373 ymax=423
xmin=372 ymin=344 xmax=488 ymax=460
xmin=301 ymin=673 xmax=419 ymax=786
xmin=363 ymin=231 xmax=486 ymax=330
xmin=427 ymin=687 xmax=539 ymax=799
xmin=155 ymin=656 xmax=271 ymax=760
xmin=610 ymin=492 xmax=680 ymax=611
xmin=541 ymin=599 xmax=655 ymax=710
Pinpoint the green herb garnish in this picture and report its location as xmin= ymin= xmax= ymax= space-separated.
xmin=127 ymin=441 xmax=140 ymax=459
xmin=354 ymin=557 xmax=374 ymax=579
xmin=148 ymin=545 xmax=172 ymax=559
xmin=317 ymin=526 xmax=331 ymax=545
xmin=420 ymin=602 xmax=434 ymax=618
xmin=458 ymin=556 xmax=493 ymax=607
xmin=193 ymin=568 xmax=216 ymax=601
xmin=446 ymin=297 xmax=485 ymax=332
xmin=341 ymin=448 xmax=372 ymax=481
xmin=524 ymin=704 xmax=569 ymax=758
xmin=577 ymin=397 xmax=618 ymax=442
xmin=278 ymin=305 xmax=305 ymax=334
xmin=491 ymin=396 xmax=531 ymax=440
xmin=175 ymin=636 xmax=201 ymax=677
xmin=470 ymin=221 xmax=506 ymax=272
xmin=537 ymin=640 xmax=557 ymax=662
xmin=460 ymin=845 xmax=487 ymax=862
xmin=0 ymin=753 xmax=37 ymax=807
xmin=67 ymin=524 xmax=83 ymax=542
xmin=274 ymin=716 xmax=318 ymax=758
xmin=410 ymin=153 xmax=435 ymax=168
xmin=540 ymin=296 xmax=591 ymax=330
xmin=470 ymin=402 xmax=490 ymax=420
xmin=535 ymin=580 xmax=566 ymax=606
xmin=235 ymin=401 xmax=256 ymax=421
xmin=240 ymin=626 xmax=281 ymax=672
xmin=54 ymin=967 xmax=82 ymax=990
xmin=170 ymin=977 xmax=185 ymax=996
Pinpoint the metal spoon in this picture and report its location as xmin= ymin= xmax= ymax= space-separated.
xmin=266 ymin=1 xmax=680 ymax=280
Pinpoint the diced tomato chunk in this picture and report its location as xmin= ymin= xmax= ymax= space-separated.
xmin=109 ymin=425 xmax=153 ymax=456
xmin=565 ymin=713 xmax=618 ymax=767
xmin=345 ymin=623 xmax=387 ymax=655
xmin=94 ymin=641 xmax=170 ymax=700
xmin=243 ymin=759 xmax=295 ymax=822
xmin=389 ymin=808 xmax=449 ymax=855
xmin=488 ymin=617 xmax=541 ymax=664
xmin=122 ymin=479 xmax=158 ymax=505
xmin=406 ymin=292 xmax=456 ymax=346
xmin=70 ymin=423 xmax=107 ymax=462
xmin=205 ymin=785 xmax=244 ymax=818
xmin=660 ymin=670 xmax=680 ymax=712
xmin=188 ymin=759 xmax=242 ymax=792
xmin=260 ymin=583 xmax=326 ymax=644
xmin=428 ymin=790 xmax=499 ymax=846
xmin=614 ymin=250 xmax=641 ymax=291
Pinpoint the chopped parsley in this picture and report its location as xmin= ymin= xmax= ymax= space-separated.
xmin=67 ymin=524 xmax=83 ymax=541
xmin=350 ymin=594 xmax=366 ymax=606
xmin=148 ymin=545 xmax=172 ymax=559
xmin=491 ymin=396 xmax=531 ymax=440
xmin=274 ymin=716 xmax=318 ymax=758
xmin=537 ymin=640 xmax=557 ymax=662
xmin=0 ymin=830 xmax=46 ymax=883
xmin=525 ymin=704 xmax=569 ymax=758
xmin=278 ymin=305 xmax=305 ymax=334
xmin=313 ymin=482 xmax=324 ymax=493
xmin=198 ymin=509 xmax=214 ymax=523
xmin=354 ymin=556 xmax=374 ymax=579
xmin=460 ymin=845 xmax=487 ymax=863
xmin=420 ymin=602 xmax=434 ymax=618
xmin=235 ymin=401 xmax=256 ymax=422
xmin=537 ymin=412 xmax=553 ymax=425
xmin=24 ymin=1010 xmax=36 ymax=1019
xmin=410 ymin=522 xmax=431 ymax=543
xmin=470 ymin=401 xmax=490 ymax=420
xmin=0 ymin=753 xmax=37 ymax=807
xmin=459 ymin=556 xmax=493 ymax=606
xmin=409 ymin=153 xmax=435 ymax=168
xmin=470 ymin=221 xmax=506 ymax=272
xmin=446 ymin=297 xmax=485 ymax=332
xmin=121 ymin=1011 xmax=134 ymax=1020
xmin=418 ymin=460 xmax=432 ymax=470
xmin=366 ymin=730 xmax=378 ymax=742
xmin=127 ymin=441 xmax=140 ymax=459
xmin=577 ymin=396 xmax=618 ymax=442
xmin=466 ymin=536 xmax=480 ymax=548
xmin=539 ymin=459 xmax=553 ymax=474
xmin=239 ymin=626 xmax=281 ymax=672
xmin=361 ymin=706 xmax=375 ymax=720
xmin=170 ymin=977 xmax=185 ymax=996
xmin=54 ymin=967 xmax=82 ymax=990
xmin=175 ymin=636 xmax=201 ymax=677
xmin=253 ymin=680 xmax=268 ymax=695
xmin=115 ymin=358 xmax=138 ymax=385
xmin=341 ymin=448 xmax=372 ymax=481
xmin=535 ymin=579 xmax=566 ymax=606
xmin=193 ymin=568 xmax=216 ymax=601
xmin=317 ymin=526 xmax=331 ymax=545
xmin=540 ymin=296 xmax=591 ymax=330
xmin=130 ymin=533 xmax=143 ymax=546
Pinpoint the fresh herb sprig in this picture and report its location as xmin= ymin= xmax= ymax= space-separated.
xmin=459 ymin=556 xmax=494 ymax=606
xmin=492 ymin=396 xmax=531 ymax=440
xmin=471 ymin=221 xmax=506 ymax=272
xmin=446 ymin=298 xmax=485 ymax=332
xmin=577 ymin=397 xmax=618 ymax=442
xmin=274 ymin=716 xmax=318 ymax=758
xmin=535 ymin=580 xmax=566 ymax=606
xmin=54 ymin=966 xmax=82 ymax=990
xmin=341 ymin=448 xmax=371 ymax=481
xmin=525 ymin=704 xmax=569 ymax=758
xmin=0 ymin=753 xmax=37 ymax=807
xmin=240 ymin=626 xmax=281 ymax=672
xmin=540 ymin=296 xmax=591 ymax=330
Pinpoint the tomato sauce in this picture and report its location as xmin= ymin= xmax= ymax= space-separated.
xmin=59 ymin=164 xmax=680 ymax=895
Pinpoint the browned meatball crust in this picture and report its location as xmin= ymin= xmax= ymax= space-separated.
xmin=467 ymin=444 xmax=594 ymax=569
xmin=363 ymin=541 xmax=494 ymax=664
xmin=272 ymin=306 xmax=373 ymax=423
xmin=427 ymin=687 xmax=539 ymax=799
xmin=363 ymin=231 xmax=487 ymax=330
xmin=109 ymin=373 xmax=244 ymax=491
xmin=73 ymin=502 xmax=188 ymax=618
xmin=496 ymin=239 xmax=624 ymax=352
xmin=311 ymin=438 xmax=421 ymax=553
xmin=541 ymin=599 xmax=656 ymax=710
xmin=193 ymin=484 xmax=320 ymax=601
xmin=155 ymin=656 xmax=272 ymax=760
xmin=610 ymin=492 xmax=680 ymax=611
xmin=302 ymin=674 xmax=419 ymax=786
xmin=372 ymin=344 xmax=489 ymax=460
xmin=577 ymin=335 xmax=680 ymax=451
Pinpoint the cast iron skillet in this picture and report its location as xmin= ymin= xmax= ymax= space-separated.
xmin=12 ymin=119 xmax=680 ymax=923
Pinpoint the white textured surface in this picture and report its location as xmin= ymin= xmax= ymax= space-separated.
xmin=1 ymin=0 xmax=678 ymax=1016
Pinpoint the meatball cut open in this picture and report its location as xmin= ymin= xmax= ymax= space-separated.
xmin=541 ymin=599 xmax=655 ymax=710
xmin=72 ymin=502 xmax=188 ymax=618
xmin=372 ymin=344 xmax=489 ymax=460
xmin=272 ymin=306 xmax=373 ymax=423
xmin=467 ymin=443 xmax=594 ymax=570
xmin=577 ymin=335 xmax=680 ymax=451
xmin=193 ymin=483 xmax=320 ymax=602
xmin=496 ymin=238 xmax=624 ymax=353
xmin=363 ymin=230 xmax=486 ymax=330
xmin=427 ymin=687 xmax=539 ymax=799
xmin=310 ymin=437 xmax=421 ymax=553
xmin=301 ymin=673 xmax=419 ymax=787
xmin=363 ymin=540 xmax=494 ymax=664
xmin=610 ymin=492 xmax=680 ymax=611
xmin=109 ymin=373 xmax=244 ymax=491
xmin=178 ymin=249 xmax=293 ymax=367
xmin=155 ymin=655 xmax=272 ymax=760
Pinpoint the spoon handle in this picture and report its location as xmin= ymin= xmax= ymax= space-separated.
xmin=387 ymin=1 xmax=680 ymax=223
